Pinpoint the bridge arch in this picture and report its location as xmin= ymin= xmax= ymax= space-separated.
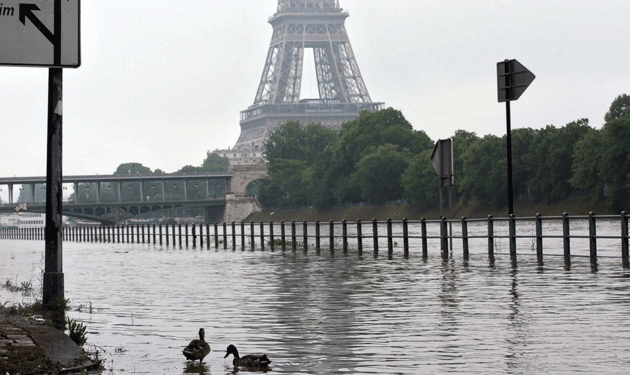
xmin=228 ymin=163 xmax=269 ymax=196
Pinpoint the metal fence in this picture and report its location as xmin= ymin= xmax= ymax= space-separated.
xmin=2 ymin=212 xmax=629 ymax=268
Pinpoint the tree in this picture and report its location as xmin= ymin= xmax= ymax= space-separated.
xmin=330 ymin=108 xmax=432 ymax=204
xmin=265 ymin=121 xmax=338 ymax=164
xmin=351 ymin=144 xmax=411 ymax=204
xmin=459 ymin=135 xmax=507 ymax=209
xmin=604 ymin=94 xmax=630 ymax=123
xmin=599 ymin=115 xmax=630 ymax=212
xmin=201 ymin=152 xmax=230 ymax=172
xmin=114 ymin=162 xmax=152 ymax=175
xmin=570 ymin=128 xmax=604 ymax=200
xmin=401 ymin=149 xmax=439 ymax=207
xmin=526 ymin=120 xmax=591 ymax=203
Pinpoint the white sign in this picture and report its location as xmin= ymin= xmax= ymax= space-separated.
xmin=0 ymin=0 xmax=80 ymax=68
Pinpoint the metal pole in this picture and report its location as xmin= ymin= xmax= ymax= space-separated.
xmin=43 ymin=67 xmax=64 ymax=310
xmin=506 ymin=100 xmax=514 ymax=216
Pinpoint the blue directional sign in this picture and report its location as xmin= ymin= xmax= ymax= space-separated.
xmin=0 ymin=0 xmax=80 ymax=68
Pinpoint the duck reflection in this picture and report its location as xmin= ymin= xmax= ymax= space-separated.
xmin=183 ymin=361 xmax=209 ymax=374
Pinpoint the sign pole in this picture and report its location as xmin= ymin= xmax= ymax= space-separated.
xmin=498 ymin=59 xmax=535 ymax=217
xmin=43 ymin=67 xmax=64 ymax=309
xmin=506 ymin=100 xmax=514 ymax=216
xmin=43 ymin=0 xmax=64 ymax=312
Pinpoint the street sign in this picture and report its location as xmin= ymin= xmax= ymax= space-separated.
xmin=0 ymin=0 xmax=80 ymax=68
xmin=497 ymin=59 xmax=535 ymax=102
xmin=431 ymin=139 xmax=454 ymax=187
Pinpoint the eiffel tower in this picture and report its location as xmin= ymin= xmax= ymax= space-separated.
xmin=227 ymin=0 xmax=383 ymax=163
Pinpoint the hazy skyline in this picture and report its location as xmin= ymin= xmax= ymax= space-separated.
xmin=1 ymin=0 xmax=629 ymax=185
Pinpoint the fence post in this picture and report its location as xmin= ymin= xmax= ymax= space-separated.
xmin=589 ymin=212 xmax=597 ymax=262
xmin=462 ymin=217 xmax=469 ymax=261
xmin=172 ymin=224 xmax=177 ymax=247
xmin=621 ymin=211 xmax=629 ymax=268
xmin=441 ymin=217 xmax=448 ymax=258
xmin=403 ymin=218 xmax=409 ymax=258
xmin=260 ymin=222 xmax=265 ymax=251
xmin=509 ymin=214 xmax=516 ymax=258
xmin=137 ymin=225 xmax=141 ymax=244
xmin=329 ymin=220 xmax=334 ymax=254
xmin=303 ymin=221 xmax=308 ymax=252
xmin=191 ymin=223 xmax=196 ymax=248
xmin=291 ymin=220 xmax=297 ymax=251
xmin=535 ymin=213 xmax=543 ymax=263
xmin=342 ymin=219 xmax=348 ymax=253
xmin=387 ymin=218 xmax=393 ymax=259
xmin=281 ymin=221 xmax=286 ymax=251
xmin=223 ymin=222 xmax=228 ymax=249
xmin=357 ymin=219 xmax=363 ymax=256
xmin=240 ymin=222 xmax=245 ymax=250
xmin=562 ymin=212 xmax=571 ymax=261
xmin=372 ymin=219 xmax=378 ymax=258
xmin=315 ymin=220 xmax=321 ymax=254
xmin=250 ymin=221 xmax=255 ymax=250
xmin=269 ymin=221 xmax=275 ymax=251
xmin=184 ymin=223 xmax=189 ymax=248
xmin=421 ymin=218 xmax=428 ymax=259
xmin=232 ymin=222 xmax=237 ymax=250
xmin=165 ymin=225 xmax=169 ymax=246
xmin=198 ymin=224 xmax=203 ymax=248
xmin=487 ymin=215 xmax=494 ymax=262
xmin=214 ymin=223 xmax=219 ymax=248
xmin=206 ymin=223 xmax=210 ymax=249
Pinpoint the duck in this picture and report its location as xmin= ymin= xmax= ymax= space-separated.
xmin=182 ymin=328 xmax=211 ymax=362
xmin=224 ymin=344 xmax=271 ymax=369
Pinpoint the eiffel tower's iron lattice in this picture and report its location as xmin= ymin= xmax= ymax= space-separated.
xmin=232 ymin=0 xmax=383 ymax=155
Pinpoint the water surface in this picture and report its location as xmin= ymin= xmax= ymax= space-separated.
xmin=1 ymin=234 xmax=629 ymax=374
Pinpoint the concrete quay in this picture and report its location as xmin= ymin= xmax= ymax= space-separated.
xmin=0 ymin=306 xmax=100 ymax=374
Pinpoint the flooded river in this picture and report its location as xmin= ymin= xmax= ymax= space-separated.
xmin=2 ymin=233 xmax=630 ymax=374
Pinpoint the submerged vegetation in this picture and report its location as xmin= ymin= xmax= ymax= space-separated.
xmin=257 ymin=95 xmax=630 ymax=214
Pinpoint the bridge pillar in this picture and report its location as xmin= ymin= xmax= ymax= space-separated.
xmin=224 ymin=194 xmax=262 ymax=223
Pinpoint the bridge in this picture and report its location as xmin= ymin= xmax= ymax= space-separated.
xmin=0 ymin=164 xmax=268 ymax=224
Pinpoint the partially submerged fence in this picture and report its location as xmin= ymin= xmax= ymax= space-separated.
xmin=2 ymin=212 xmax=629 ymax=268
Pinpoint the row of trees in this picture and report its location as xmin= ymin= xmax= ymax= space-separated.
xmin=259 ymin=94 xmax=630 ymax=213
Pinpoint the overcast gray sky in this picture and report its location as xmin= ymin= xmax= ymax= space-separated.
xmin=1 ymin=0 xmax=629 ymax=184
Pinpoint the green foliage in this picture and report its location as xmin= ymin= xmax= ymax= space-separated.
xmin=201 ymin=152 xmax=230 ymax=172
xmin=401 ymin=149 xmax=439 ymax=207
xmin=459 ymin=135 xmax=507 ymax=209
xmin=570 ymin=95 xmax=630 ymax=212
xmin=599 ymin=115 xmax=630 ymax=212
xmin=67 ymin=317 xmax=88 ymax=347
xmin=604 ymin=94 xmax=630 ymax=123
xmin=114 ymin=162 xmax=153 ymax=175
xmin=352 ymin=144 xmax=411 ymax=204
xmin=526 ymin=119 xmax=591 ymax=203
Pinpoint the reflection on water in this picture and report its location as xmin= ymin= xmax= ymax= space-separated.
xmin=1 ymin=239 xmax=630 ymax=374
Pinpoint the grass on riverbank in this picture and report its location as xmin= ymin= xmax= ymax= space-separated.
xmin=246 ymin=197 xmax=610 ymax=222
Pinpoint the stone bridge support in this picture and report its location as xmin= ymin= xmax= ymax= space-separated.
xmin=224 ymin=162 xmax=268 ymax=223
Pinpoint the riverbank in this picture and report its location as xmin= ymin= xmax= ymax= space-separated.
xmin=0 ymin=305 xmax=101 ymax=374
xmin=246 ymin=196 xmax=610 ymax=222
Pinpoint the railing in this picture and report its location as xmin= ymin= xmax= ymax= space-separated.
xmin=2 ymin=212 xmax=629 ymax=268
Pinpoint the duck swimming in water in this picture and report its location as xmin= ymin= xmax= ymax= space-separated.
xmin=182 ymin=328 xmax=211 ymax=362
xmin=224 ymin=344 xmax=271 ymax=369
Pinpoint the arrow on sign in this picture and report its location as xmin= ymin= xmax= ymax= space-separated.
xmin=19 ymin=3 xmax=55 ymax=45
